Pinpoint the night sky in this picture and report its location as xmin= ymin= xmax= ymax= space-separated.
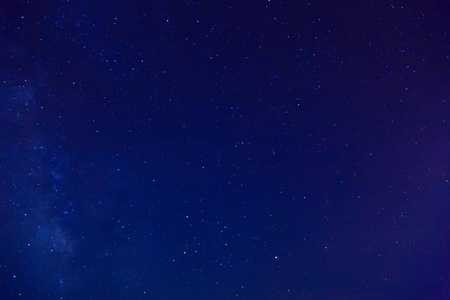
xmin=0 ymin=1 xmax=449 ymax=299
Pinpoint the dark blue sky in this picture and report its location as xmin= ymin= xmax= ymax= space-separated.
xmin=1 ymin=1 xmax=449 ymax=299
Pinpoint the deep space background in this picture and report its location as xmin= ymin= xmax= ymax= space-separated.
xmin=0 ymin=0 xmax=449 ymax=299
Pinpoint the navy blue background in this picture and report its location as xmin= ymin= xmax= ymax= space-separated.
xmin=1 ymin=1 xmax=449 ymax=299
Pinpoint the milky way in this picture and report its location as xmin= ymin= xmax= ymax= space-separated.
xmin=1 ymin=1 xmax=449 ymax=299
